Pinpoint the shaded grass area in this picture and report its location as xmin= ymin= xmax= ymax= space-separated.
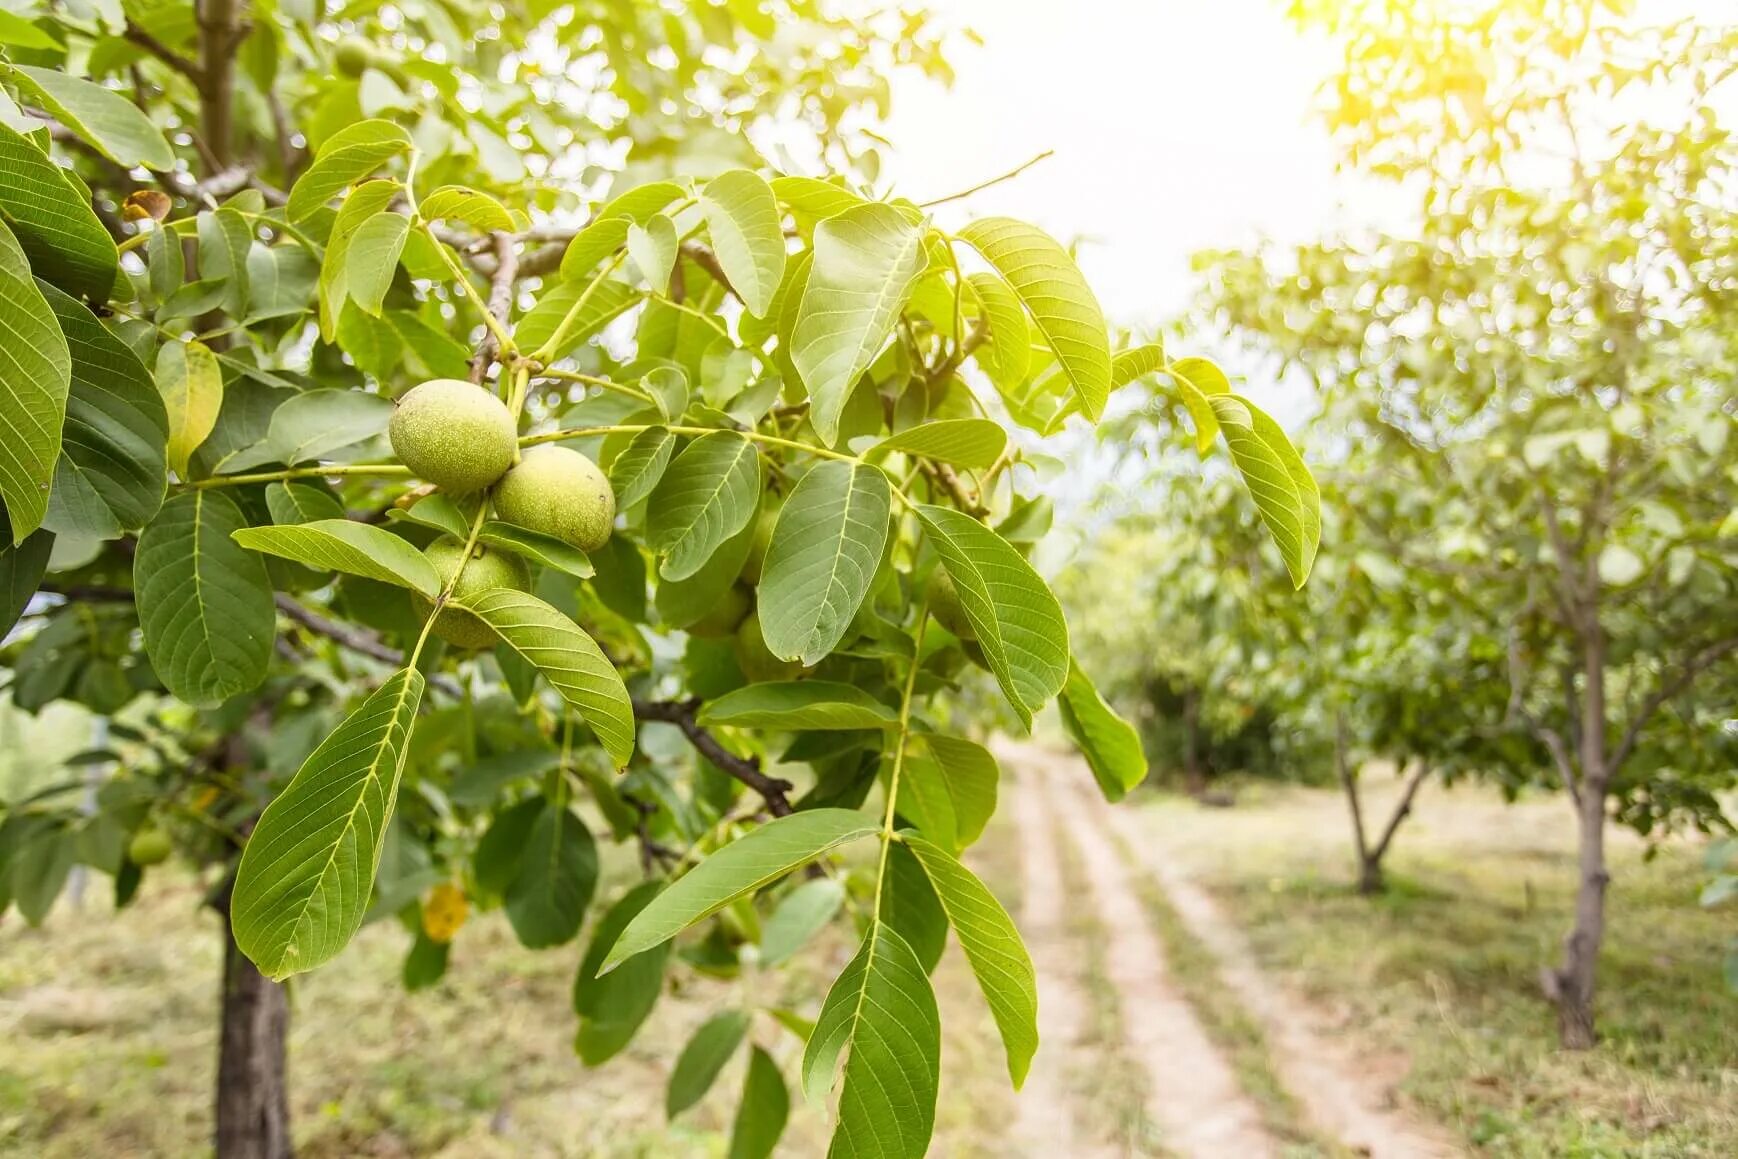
xmin=1049 ymin=808 xmax=1169 ymax=1157
xmin=0 ymin=838 xmax=1018 ymax=1158
xmin=1126 ymin=777 xmax=1738 ymax=1158
xmin=1098 ymin=822 xmax=1343 ymax=1159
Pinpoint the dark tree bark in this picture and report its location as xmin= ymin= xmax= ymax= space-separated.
xmin=1543 ymin=628 xmax=1611 ymax=1050
xmin=1181 ymin=687 xmax=1205 ymax=798
xmin=211 ymin=877 xmax=294 ymax=1159
xmin=1335 ymin=710 xmax=1431 ymax=897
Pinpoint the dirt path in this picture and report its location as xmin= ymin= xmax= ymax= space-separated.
xmin=1009 ymin=742 xmax=1279 ymax=1159
xmin=1103 ymin=798 xmax=1459 ymax=1159
xmin=1008 ymin=753 xmax=1119 ymax=1158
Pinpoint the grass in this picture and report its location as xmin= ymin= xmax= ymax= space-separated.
xmin=1098 ymin=822 xmax=1343 ymax=1158
xmin=1049 ymin=808 xmax=1169 ymax=1157
xmin=1124 ymin=774 xmax=1738 ymax=1158
xmin=0 ymin=835 xmax=1020 ymax=1158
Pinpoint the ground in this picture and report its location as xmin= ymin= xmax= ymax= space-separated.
xmin=1 ymin=749 xmax=1731 ymax=1157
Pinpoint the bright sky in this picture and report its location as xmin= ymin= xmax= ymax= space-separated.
xmin=879 ymin=0 xmax=1399 ymax=332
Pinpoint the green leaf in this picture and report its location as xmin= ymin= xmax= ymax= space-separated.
xmin=505 ymin=800 xmax=598 ymax=949
xmin=770 ymin=175 xmax=869 ymax=220
xmin=266 ymin=482 xmax=346 ymax=524
xmin=728 ymin=1046 xmax=791 ymax=1159
xmin=1112 ymin=342 xmax=1167 ymax=390
xmin=453 ymin=588 xmax=635 ymax=766
xmin=478 ymin=521 xmax=594 ymax=578
xmin=37 ymin=281 xmax=167 ymax=538
xmin=199 ymin=208 xmax=253 ymax=317
xmin=642 ymin=366 xmax=689 ymax=422
xmin=602 ymin=809 xmax=878 ymax=969
xmin=0 ymin=123 xmax=116 ymax=300
xmin=879 ymin=839 xmax=947 ymax=973
xmin=0 ymin=218 xmax=69 ymax=542
xmin=608 ymin=425 xmax=676 ymax=509
xmin=668 ymin=1010 xmax=750 ymax=1119
xmin=758 ymin=461 xmax=890 ymax=665
xmin=134 ymin=491 xmax=274 ymax=706
xmin=625 ymin=214 xmax=678 ymax=292
xmin=903 ymin=834 xmax=1038 ymax=1088
xmin=958 ymin=217 xmax=1110 ymax=421
xmin=1209 ymin=394 xmax=1320 ymax=587
xmin=559 ymin=182 xmax=684 ymax=280
xmin=156 ymin=340 xmax=223 ymax=479
xmin=701 ymin=170 xmax=787 ymax=316
xmin=318 ymin=182 xmax=401 ymax=340
xmin=288 ymin=119 xmax=413 ymax=222
xmin=646 ymin=431 xmax=761 ymax=581
xmin=654 ymin=501 xmax=757 ymax=630
xmin=1057 ymin=660 xmax=1147 ymax=801
xmin=344 ymin=212 xmax=410 ymax=316
xmin=791 ymin=203 xmax=927 ymax=445
xmin=1168 ymin=356 xmax=1228 ymax=455
xmin=0 ymin=517 xmax=51 ymax=639
xmin=9 ymin=66 xmax=174 ymax=169
xmin=916 ymin=505 xmax=1068 ymax=729
xmin=869 ymin=419 xmax=1007 ymax=470
xmin=224 ymin=389 xmax=394 ymax=472
xmin=573 ymin=881 xmax=671 ymax=1065
xmin=419 ymin=185 xmax=514 ymax=234
xmin=231 ymin=668 xmax=425 ymax=979
xmin=802 ymin=920 xmax=940 ymax=1159
xmin=0 ymin=11 xmax=58 ymax=49
xmin=760 ymin=877 xmax=846 ymax=967
xmin=232 ymin=520 xmax=440 ymax=595
xmin=512 ymin=278 xmax=637 ymax=362
xmin=901 ymin=734 xmax=998 ymax=851
xmin=966 ymin=272 xmax=1029 ymax=393
xmin=698 ymin=682 xmax=898 ymax=731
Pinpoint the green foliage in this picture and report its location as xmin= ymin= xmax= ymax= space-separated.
xmin=0 ymin=2 xmax=1311 ymax=1151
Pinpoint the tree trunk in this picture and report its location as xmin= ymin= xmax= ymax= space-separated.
xmin=1356 ymin=854 xmax=1384 ymax=896
xmin=1545 ymin=628 xmax=1610 ymax=1050
xmin=1181 ymin=688 xmax=1205 ymax=797
xmin=1332 ymin=710 xmax=1377 ymax=893
xmin=213 ymin=880 xmax=294 ymax=1159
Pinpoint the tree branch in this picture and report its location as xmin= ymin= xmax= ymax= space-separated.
xmin=124 ymin=22 xmax=203 ymax=84
xmin=1608 ymin=634 xmax=1738 ymax=775
xmin=273 ymin=594 xmax=463 ymax=699
xmin=469 ymin=230 xmax=520 ymax=383
xmin=631 ymin=697 xmax=794 ymax=816
xmin=1370 ymin=759 xmax=1432 ymax=863
xmin=194 ymin=0 xmax=244 ymax=170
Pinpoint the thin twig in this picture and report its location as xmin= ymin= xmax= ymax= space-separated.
xmin=917 ymin=149 xmax=1055 ymax=208
xmin=124 ymin=22 xmax=203 ymax=83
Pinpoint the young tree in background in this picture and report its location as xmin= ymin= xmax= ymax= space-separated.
xmin=1200 ymin=0 xmax=1738 ymax=1046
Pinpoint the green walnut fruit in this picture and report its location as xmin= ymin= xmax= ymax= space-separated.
xmin=738 ymin=503 xmax=781 ymax=585
xmin=333 ymin=37 xmax=374 ymax=77
xmin=491 ymin=445 xmax=616 ymax=552
xmin=926 ymin=567 xmax=976 ymax=641
xmin=734 ymin=609 xmax=803 ymax=683
xmin=128 ymin=826 xmax=172 ymax=866
xmin=389 ymin=379 xmax=517 ymax=495
xmin=688 ymin=582 xmax=752 ymax=638
xmin=414 ymin=538 xmax=531 ymax=649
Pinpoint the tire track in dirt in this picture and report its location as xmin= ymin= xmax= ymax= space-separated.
xmin=1101 ymin=799 xmax=1460 ymax=1159
xmin=1016 ymin=742 xmax=1278 ymax=1159
xmin=1009 ymin=754 xmax=1119 ymax=1158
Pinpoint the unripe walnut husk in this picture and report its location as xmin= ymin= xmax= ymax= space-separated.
xmin=492 ymin=444 xmax=616 ymax=552
xmin=415 ymin=538 xmax=531 ymax=649
xmin=390 ymin=379 xmax=517 ymax=495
